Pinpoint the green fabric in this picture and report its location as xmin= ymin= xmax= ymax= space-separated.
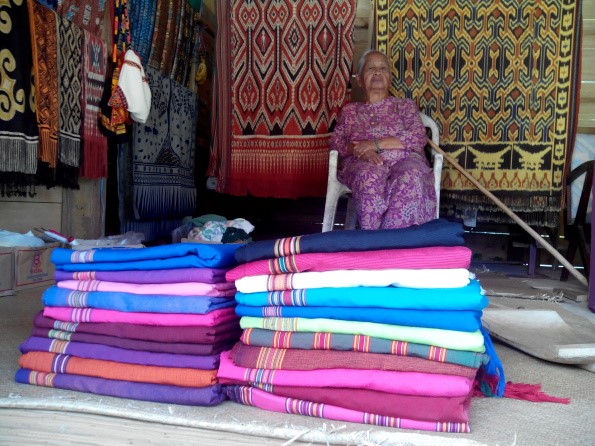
xmin=240 ymin=316 xmax=486 ymax=353
xmin=187 ymin=0 xmax=202 ymax=10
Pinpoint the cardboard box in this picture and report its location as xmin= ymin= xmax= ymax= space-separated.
xmin=0 ymin=242 xmax=59 ymax=292
xmin=0 ymin=248 xmax=14 ymax=295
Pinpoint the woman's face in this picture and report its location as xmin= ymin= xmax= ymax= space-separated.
xmin=360 ymin=53 xmax=391 ymax=94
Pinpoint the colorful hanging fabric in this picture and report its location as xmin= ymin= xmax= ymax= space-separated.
xmin=108 ymin=49 xmax=152 ymax=123
xmin=98 ymin=52 xmax=132 ymax=140
xmin=147 ymin=0 xmax=184 ymax=77
xmin=28 ymin=0 xmax=59 ymax=171
xmin=98 ymin=0 xmax=131 ymax=139
xmin=209 ymin=0 xmax=357 ymax=198
xmin=131 ymin=66 xmax=197 ymax=220
xmin=375 ymin=0 xmax=582 ymax=227
xmin=57 ymin=0 xmax=106 ymax=37
xmin=56 ymin=15 xmax=83 ymax=189
xmin=80 ymin=29 xmax=108 ymax=178
xmin=0 ymin=0 xmax=39 ymax=196
xmin=128 ymin=0 xmax=157 ymax=65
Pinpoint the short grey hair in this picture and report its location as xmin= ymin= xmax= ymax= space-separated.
xmin=356 ymin=49 xmax=390 ymax=77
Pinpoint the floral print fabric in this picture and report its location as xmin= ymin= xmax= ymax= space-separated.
xmin=330 ymin=97 xmax=436 ymax=229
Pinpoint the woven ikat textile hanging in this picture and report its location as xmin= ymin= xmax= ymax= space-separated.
xmin=210 ymin=0 xmax=356 ymax=198
xmin=375 ymin=0 xmax=582 ymax=227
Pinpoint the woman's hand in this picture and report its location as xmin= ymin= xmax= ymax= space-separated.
xmin=351 ymin=140 xmax=383 ymax=165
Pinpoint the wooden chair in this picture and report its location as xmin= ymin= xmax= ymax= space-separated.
xmin=560 ymin=160 xmax=594 ymax=281
xmin=321 ymin=112 xmax=442 ymax=232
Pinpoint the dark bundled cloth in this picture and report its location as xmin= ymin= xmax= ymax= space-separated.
xmin=33 ymin=312 xmax=241 ymax=344
xmin=0 ymin=0 xmax=38 ymax=195
xmin=235 ymin=218 xmax=465 ymax=263
xmin=31 ymin=326 xmax=235 ymax=356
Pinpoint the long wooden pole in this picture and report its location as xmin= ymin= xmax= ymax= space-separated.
xmin=428 ymin=140 xmax=589 ymax=288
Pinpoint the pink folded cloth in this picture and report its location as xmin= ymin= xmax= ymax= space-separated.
xmin=226 ymin=385 xmax=471 ymax=433
xmin=57 ymin=280 xmax=236 ymax=297
xmin=226 ymin=246 xmax=472 ymax=281
xmin=217 ymin=351 xmax=473 ymax=397
xmin=43 ymin=307 xmax=238 ymax=327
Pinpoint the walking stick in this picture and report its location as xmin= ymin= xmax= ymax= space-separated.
xmin=428 ymin=139 xmax=589 ymax=288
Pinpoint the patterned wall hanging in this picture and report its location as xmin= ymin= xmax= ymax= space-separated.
xmin=0 ymin=0 xmax=39 ymax=196
xmin=375 ymin=0 xmax=582 ymax=227
xmin=209 ymin=0 xmax=357 ymax=198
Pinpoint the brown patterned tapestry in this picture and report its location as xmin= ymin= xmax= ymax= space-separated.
xmin=375 ymin=0 xmax=582 ymax=227
xmin=209 ymin=0 xmax=356 ymax=198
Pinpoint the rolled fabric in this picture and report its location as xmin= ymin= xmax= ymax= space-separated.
xmin=43 ymin=287 xmax=235 ymax=314
xmin=235 ymin=280 xmax=487 ymax=311
xmin=43 ymin=306 xmax=238 ymax=327
xmin=218 ymin=352 xmax=474 ymax=397
xmin=235 ymin=268 xmax=472 ymax=293
xmin=227 ymin=246 xmax=472 ymax=281
xmin=225 ymin=385 xmax=470 ymax=432
xmin=234 ymin=219 xmax=465 ymax=263
xmin=20 ymin=336 xmax=220 ymax=369
xmin=54 ymin=267 xmax=229 ymax=284
xmin=15 ymin=369 xmax=224 ymax=406
xmin=240 ymin=328 xmax=489 ymax=369
xmin=19 ymin=351 xmax=218 ymax=387
xmin=240 ymin=317 xmax=486 ymax=352
xmin=56 ymin=279 xmax=236 ymax=296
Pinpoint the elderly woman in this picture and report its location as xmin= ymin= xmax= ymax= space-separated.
xmin=330 ymin=50 xmax=436 ymax=229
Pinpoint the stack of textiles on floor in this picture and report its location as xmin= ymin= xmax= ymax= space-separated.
xmin=218 ymin=219 xmax=505 ymax=432
xmin=15 ymin=243 xmax=243 ymax=406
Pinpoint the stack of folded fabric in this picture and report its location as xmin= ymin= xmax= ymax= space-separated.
xmin=218 ymin=219 xmax=505 ymax=432
xmin=15 ymin=243 xmax=243 ymax=406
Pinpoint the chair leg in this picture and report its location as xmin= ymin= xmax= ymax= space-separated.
xmin=345 ymin=197 xmax=357 ymax=230
xmin=560 ymin=239 xmax=578 ymax=282
xmin=322 ymin=183 xmax=342 ymax=232
xmin=528 ymin=243 xmax=537 ymax=277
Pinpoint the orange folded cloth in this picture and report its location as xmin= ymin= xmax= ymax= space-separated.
xmin=19 ymin=351 xmax=217 ymax=388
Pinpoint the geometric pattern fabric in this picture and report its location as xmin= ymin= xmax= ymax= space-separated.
xmin=376 ymin=0 xmax=582 ymax=226
xmin=215 ymin=0 xmax=356 ymax=198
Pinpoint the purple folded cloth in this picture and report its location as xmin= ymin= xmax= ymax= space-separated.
xmin=15 ymin=368 xmax=225 ymax=406
xmin=54 ymin=267 xmax=229 ymax=284
xmin=31 ymin=327 xmax=236 ymax=355
xmin=34 ymin=311 xmax=241 ymax=344
xmin=20 ymin=336 xmax=220 ymax=369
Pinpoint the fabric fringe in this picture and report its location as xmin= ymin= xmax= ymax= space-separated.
xmin=38 ymin=128 xmax=58 ymax=168
xmin=81 ymin=136 xmax=108 ymax=179
xmin=54 ymin=162 xmax=80 ymax=190
xmin=133 ymin=184 xmax=196 ymax=220
xmin=58 ymin=135 xmax=81 ymax=167
xmin=473 ymin=376 xmax=571 ymax=404
xmin=0 ymin=173 xmax=37 ymax=198
xmin=0 ymin=139 xmax=38 ymax=174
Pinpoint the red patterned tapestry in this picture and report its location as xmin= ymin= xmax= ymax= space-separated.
xmin=375 ymin=0 xmax=582 ymax=227
xmin=209 ymin=0 xmax=356 ymax=198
